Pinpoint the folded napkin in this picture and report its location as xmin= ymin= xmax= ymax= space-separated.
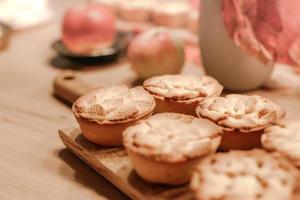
xmin=222 ymin=0 xmax=300 ymax=69
xmin=0 ymin=0 xmax=52 ymax=30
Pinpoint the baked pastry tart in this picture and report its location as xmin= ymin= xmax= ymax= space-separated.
xmin=143 ymin=74 xmax=223 ymax=116
xmin=72 ymin=85 xmax=155 ymax=146
xmin=123 ymin=113 xmax=223 ymax=185
xmin=151 ymin=2 xmax=190 ymax=28
xmin=196 ymin=94 xmax=285 ymax=150
xmin=190 ymin=150 xmax=300 ymax=200
xmin=262 ymin=119 xmax=300 ymax=167
xmin=118 ymin=0 xmax=154 ymax=22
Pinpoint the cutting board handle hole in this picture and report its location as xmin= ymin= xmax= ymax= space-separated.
xmin=63 ymin=75 xmax=75 ymax=80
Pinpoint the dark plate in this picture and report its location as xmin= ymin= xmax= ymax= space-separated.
xmin=52 ymin=32 xmax=132 ymax=62
xmin=0 ymin=23 xmax=11 ymax=50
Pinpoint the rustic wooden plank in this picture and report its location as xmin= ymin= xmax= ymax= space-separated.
xmin=58 ymin=64 xmax=300 ymax=200
xmin=59 ymin=127 xmax=194 ymax=200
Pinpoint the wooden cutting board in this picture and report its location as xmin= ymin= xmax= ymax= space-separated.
xmin=59 ymin=127 xmax=193 ymax=200
xmin=57 ymin=64 xmax=300 ymax=200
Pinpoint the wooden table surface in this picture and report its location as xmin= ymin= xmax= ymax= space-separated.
xmin=0 ymin=1 xmax=134 ymax=199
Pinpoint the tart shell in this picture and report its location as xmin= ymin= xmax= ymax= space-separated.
xmin=123 ymin=113 xmax=222 ymax=184
xmin=75 ymin=111 xmax=153 ymax=146
xmin=127 ymin=148 xmax=207 ymax=185
xmin=219 ymin=130 xmax=263 ymax=151
xmin=72 ymin=85 xmax=156 ymax=146
xmin=196 ymin=94 xmax=285 ymax=151
xmin=153 ymin=94 xmax=199 ymax=116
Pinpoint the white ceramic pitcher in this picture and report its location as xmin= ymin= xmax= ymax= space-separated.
xmin=200 ymin=0 xmax=274 ymax=91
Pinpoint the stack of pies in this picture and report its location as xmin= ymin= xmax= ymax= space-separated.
xmin=72 ymin=73 xmax=300 ymax=196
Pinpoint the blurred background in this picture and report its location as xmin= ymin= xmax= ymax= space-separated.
xmin=1 ymin=1 xmax=300 ymax=200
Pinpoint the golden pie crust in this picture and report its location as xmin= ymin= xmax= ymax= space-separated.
xmin=123 ymin=113 xmax=223 ymax=185
xmin=73 ymin=85 xmax=155 ymax=124
xmin=72 ymin=85 xmax=155 ymax=146
xmin=196 ymin=94 xmax=285 ymax=150
xmin=143 ymin=74 xmax=223 ymax=115
xmin=118 ymin=0 xmax=154 ymax=22
xmin=190 ymin=150 xmax=300 ymax=200
xmin=124 ymin=112 xmax=222 ymax=163
xmin=197 ymin=94 xmax=285 ymax=132
xmin=151 ymin=2 xmax=190 ymax=28
xmin=262 ymin=119 xmax=300 ymax=167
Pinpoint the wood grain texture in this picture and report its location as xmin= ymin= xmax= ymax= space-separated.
xmin=53 ymin=71 xmax=94 ymax=104
xmin=59 ymin=127 xmax=193 ymax=200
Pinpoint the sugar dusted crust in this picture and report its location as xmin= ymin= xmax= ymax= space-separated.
xmin=72 ymin=85 xmax=155 ymax=124
xmin=190 ymin=150 xmax=300 ymax=200
xmin=119 ymin=0 xmax=155 ymax=10
xmin=123 ymin=113 xmax=223 ymax=163
xmin=262 ymin=119 xmax=300 ymax=167
xmin=143 ymin=74 xmax=223 ymax=103
xmin=153 ymin=2 xmax=190 ymax=15
xmin=197 ymin=94 xmax=285 ymax=132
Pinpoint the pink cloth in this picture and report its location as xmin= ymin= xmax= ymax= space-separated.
xmin=221 ymin=0 xmax=300 ymax=68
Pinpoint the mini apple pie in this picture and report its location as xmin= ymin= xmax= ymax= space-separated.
xmin=196 ymin=94 xmax=285 ymax=150
xmin=262 ymin=119 xmax=300 ymax=167
xmin=123 ymin=113 xmax=223 ymax=185
xmin=190 ymin=150 xmax=300 ymax=200
xmin=143 ymin=74 xmax=223 ymax=116
xmin=152 ymin=2 xmax=190 ymax=28
xmin=72 ymin=85 xmax=155 ymax=146
xmin=118 ymin=0 xmax=154 ymax=22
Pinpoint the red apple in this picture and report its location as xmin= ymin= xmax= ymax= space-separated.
xmin=62 ymin=4 xmax=116 ymax=54
xmin=127 ymin=28 xmax=185 ymax=79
